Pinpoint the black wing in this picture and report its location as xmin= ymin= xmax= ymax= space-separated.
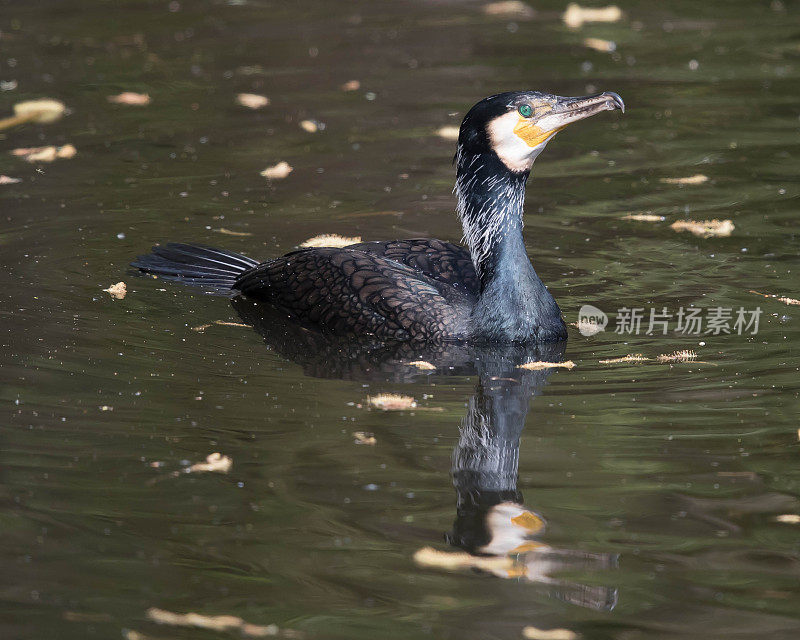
xmin=347 ymin=238 xmax=480 ymax=295
xmin=233 ymin=247 xmax=472 ymax=342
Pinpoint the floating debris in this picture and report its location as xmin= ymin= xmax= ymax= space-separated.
xmin=482 ymin=1 xmax=536 ymax=19
xmin=340 ymin=80 xmax=361 ymax=92
xmin=12 ymin=144 xmax=76 ymax=163
xmin=353 ymin=431 xmax=377 ymax=446
xmin=299 ymin=119 xmax=323 ymax=133
xmin=103 ymin=282 xmax=127 ymax=299
xmin=299 ymin=234 xmax=361 ymax=248
xmin=146 ymin=608 xmax=285 ymax=637
xmin=599 ymin=354 xmax=649 ymax=364
xmin=0 ymin=175 xmax=21 ymax=184
xmin=368 ymin=393 xmax=417 ymax=411
xmin=435 ymin=125 xmax=460 ymax=141
xmin=621 ymin=213 xmax=665 ymax=222
xmin=523 ymin=626 xmax=579 ymax=640
xmin=750 ymin=290 xmax=800 ymax=306
xmin=214 ymin=228 xmax=253 ymax=236
xmin=260 ymin=161 xmax=293 ymax=180
xmin=408 ymin=360 xmax=436 ymax=370
xmin=563 ymin=3 xmax=622 ymax=28
xmin=670 ymin=219 xmax=734 ymax=238
xmin=413 ymin=546 xmax=514 ymax=575
xmin=191 ymin=320 xmax=249 ymax=332
xmin=107 ymin=92 xmax=151 ymax=106
xmin=583 ymin=37 xmax=616 ymax=52
xmin=517 ymin=360 xmax=576 ymax=371
xmin=656 ymin=350 xmax=697 ymax=363
xmin=187 ymin=452 xmax=232 ymax=474
xmin=236 ymin=92 xmax=270 ymax=109
xmin=660 ymin=174 xmax=708 ymax=185
xmin=0 ymin=98 xmax=66 ymax=132
xmin=0 ymin=80 xmax=18 ymax=91
xmin=775 ymin=514 xmax=800 ymax=524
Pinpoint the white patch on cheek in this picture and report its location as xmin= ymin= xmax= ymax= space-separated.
xmin=486 ymin=111 xmax=550 ymax=173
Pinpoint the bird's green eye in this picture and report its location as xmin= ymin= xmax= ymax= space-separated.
xmin=518 ymin=104 xmax=533 ymax=118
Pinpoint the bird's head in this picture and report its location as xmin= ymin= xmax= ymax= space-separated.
xmin=458 ymin=90 xmax=624 ymax=173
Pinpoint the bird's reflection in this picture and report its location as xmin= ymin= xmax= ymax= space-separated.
xmin=232 ymin=298 xmax=617 ymax=611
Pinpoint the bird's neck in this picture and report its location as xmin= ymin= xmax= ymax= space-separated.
xmin=455 ymin=151 xmax=565 ymax=342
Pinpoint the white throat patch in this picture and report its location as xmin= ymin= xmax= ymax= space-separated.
xmin=486 ymin=111 xmax=551 ymax=173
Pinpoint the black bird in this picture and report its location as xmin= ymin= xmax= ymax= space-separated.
xmin=133 ymin=90 xmax=624 ymax=343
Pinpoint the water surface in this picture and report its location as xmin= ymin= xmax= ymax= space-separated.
xmin=2 ymin=1 xmax=799 ymax=638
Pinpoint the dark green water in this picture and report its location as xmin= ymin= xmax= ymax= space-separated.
xmin=2 ymin=1 xmax=799 ymax=638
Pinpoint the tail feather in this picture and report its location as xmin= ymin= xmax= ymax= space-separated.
xmin=131 ymin=242 xmax=260 ymax=291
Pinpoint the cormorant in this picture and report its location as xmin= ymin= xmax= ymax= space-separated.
xmin=132 ymin=90 xmax=624 ymax=343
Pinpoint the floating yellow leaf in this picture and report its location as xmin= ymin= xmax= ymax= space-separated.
xmin=660 ymin=174 xmax=708 ymax=185
xmin=563 ymin=3 xmax=622 ymax=28
xmin=775 ymin=514 xmax=800 ymax=524
xmin=523 ymin=626 xmax=579 ymax=640
xmin=340 ymin=80 xmax=361 ymax=92
xmin=599 ymin=354 xmax=649 ymax=364
xmin=408 ymin=360 xmax=436 ymax=370
xmin=236 ymin=93 xmax=270 ymax=109
xmin=299 ymin=119 xmax=322 ymax=133
xmin=353 ymin=431 xmax=377 ymax=446
xmin=107 ymin=92 xmax=151 ymax=106
xmin=368 ymin=393 xmax=417 ymax=411
xmin=188 ymin=452 xmax=232 ymax=473
xmin=750 ymin=290 xmax=800 ymax=306
xmin=12 ymin=144 xmax=76 ymax=163
xmin=146 ymin=608 xmax=281 ymax=637
xmin=483 ymin=1 xmax=536 ymax=19
xmin=621 ymin=213 xmax=664 ymax=222
xmin=517 ymin=360 xmax=576 ymax=371
xmin=299 ymin=233 xmax=361 ymax=248
xmin=656 ymin=350 xmax=697 ymax=363
xmin=436 ymin=125 xmax=460 ymax=141
xmin=214 ymin=228 xmax=253 ymax=236
xmin=260 ymin=161 xmax=293 ymax=180
xmin=104 ymin=282 xmax=127 ymax=299
xmin=670 ymin=219 xmax=734 ymax=238
xmin=0 ymin=98 xmax=66 ymax=131
xmin=583 ymin=37 xmax=616 ymax=52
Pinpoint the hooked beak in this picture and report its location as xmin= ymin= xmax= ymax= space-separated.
xmin=537 ymin=92 xmax=625 ymax=133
